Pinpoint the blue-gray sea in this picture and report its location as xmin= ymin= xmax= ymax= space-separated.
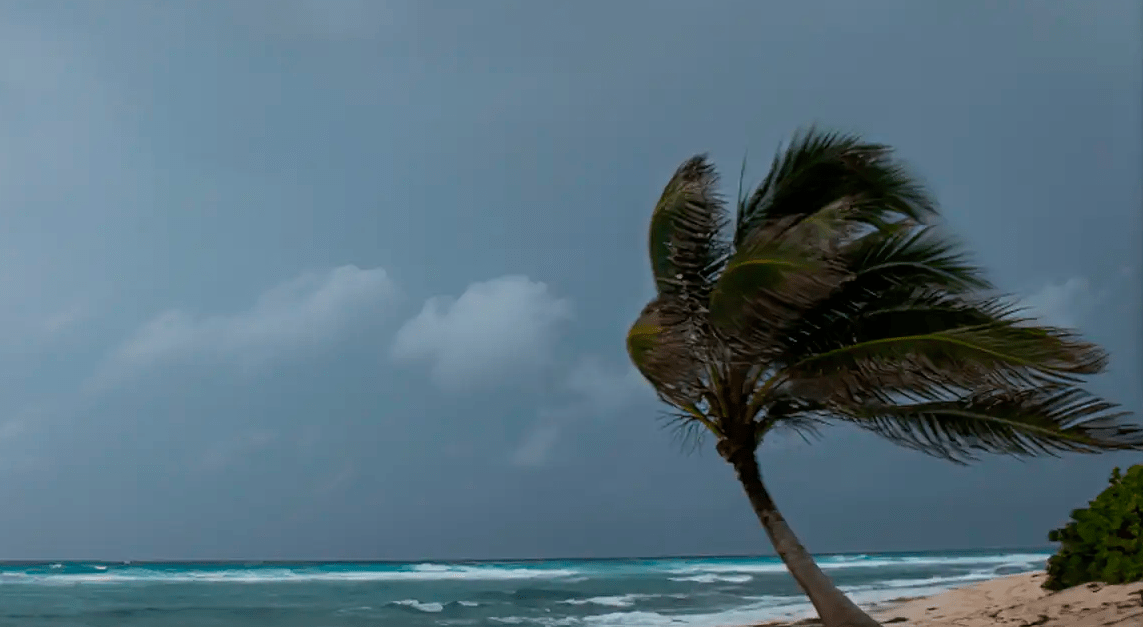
xmin=0 ymin=549 xmax=1050 ymax=627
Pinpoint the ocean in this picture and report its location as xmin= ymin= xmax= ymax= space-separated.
xmin=0 ymin=549 xmax=1050 ymax=627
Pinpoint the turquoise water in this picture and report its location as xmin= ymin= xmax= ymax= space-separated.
xmin=0 ymin=549 xmax=1050 ymax=626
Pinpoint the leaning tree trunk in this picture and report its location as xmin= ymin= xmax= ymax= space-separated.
xmin=726 ymin=447 xmax=882 ymax=627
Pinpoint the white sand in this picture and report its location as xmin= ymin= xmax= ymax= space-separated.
xmin=755 ymin=572 xmax=1143 ymax=626
xmin=871 ymin=571 xmax=1143 ymax=626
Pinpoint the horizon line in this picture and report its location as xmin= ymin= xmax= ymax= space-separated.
xmin=0 ymin=544 xmax=1056 ymax=565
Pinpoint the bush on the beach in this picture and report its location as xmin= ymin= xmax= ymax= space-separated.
xmin=1043 ymin=464 xmax=1143 ymax=591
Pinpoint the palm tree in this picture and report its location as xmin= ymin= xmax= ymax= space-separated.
xmin=626 ymin=127 xmax=1143 ymax=627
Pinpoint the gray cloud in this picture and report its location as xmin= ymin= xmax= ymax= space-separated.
xmin=509 ymin=358 xmax=654 ymax=467
xmin=1020 ymin=267 xmax=1136 ymax=331
xmin=510 ymin=423 xmax=561 ymax=468
xmin=0 ymin=14 xmax=145 ymax=346
xmin=197 ymin=429 xmax=277 ymax=473
xmin=0 ymin=400 xmax=67 ymax=476
xmin=233 ymin=0 xmax=394 ymax=39
xmin=564 ymin=357 xmax=653 ymax=411
xmin=39 ymin=303 xmax=90 ymax=338
xmin=89 ymin=265 xmax=394 ymax=390
xmin=0 ymin=0 xmax=1137 ymax=561
xmin=391 ymin=275 xmax=573 ymax=392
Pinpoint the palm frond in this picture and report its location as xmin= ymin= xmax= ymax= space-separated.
xmin=769 ymin=415 xmax=828 ymax=446
xmin=631 ymin=127 xmax=1134 ymax=470
xmin=844 ymin=226 xmax=993 ymax=294
xmin=757 ymin=394 xmax=831 ymax=445
xmin=708 ymin=200 xmax=853 ymax=361
xmin=649 ymin=155 xmax=731 ymax=306
xmin=770 ymin=301 xmax=1110 ymax=413
xmin=837 ymin=385 xmax=1143 ymax=463
xmin=658 ymin=409 xmax=709 ymax=455
xmin=790 ymin=304 xmax=1107 ymax=375
xmin=626 ymin=297 xmax=708 ymax=411
xmin=770 ymin=226 xmax=995 ymax=371
xmin=735 ymin=126 xmax=938 ymax=247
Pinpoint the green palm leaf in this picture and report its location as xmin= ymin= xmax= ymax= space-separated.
xmin=836 ymin=386 xmax=1143 ymax=463
xmin=626 ymin=297 xmax=707 ymax=413
xmin=788 ymin=301 xmax=1106 ymax=372
xmin=735 ymin=127 xmax=938 ymax=247
xmin=843 ymin=226 xmax=993 ymax=294
xmin=772 ymin=309 xmax=1108 ymax=411
xmin=708 ymin=201 xmax=852 ymax=361
xmin=649 ymin=155 xmax=730 ymax=305
xmin=770 ymin=226 xmax=995 ymax=371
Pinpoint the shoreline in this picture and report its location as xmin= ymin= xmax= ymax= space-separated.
xmin=750 ymin=571 xmax=1143 ymax=626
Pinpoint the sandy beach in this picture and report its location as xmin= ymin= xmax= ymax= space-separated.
xmin=755 ymin=572 xmax=1143 ymax=626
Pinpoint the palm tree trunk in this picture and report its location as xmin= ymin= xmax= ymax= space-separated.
xmin=727 ymin=447 xmax=882 ymax=627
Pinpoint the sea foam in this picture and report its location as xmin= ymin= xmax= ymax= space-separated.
xmin=0 ymin=550 xmax=1052 ymax=627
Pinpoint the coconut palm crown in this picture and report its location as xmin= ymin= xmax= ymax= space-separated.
xmin=626 ymin=127 xmax=1143 ymax=627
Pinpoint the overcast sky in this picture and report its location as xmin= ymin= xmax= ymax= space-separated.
xmin=0 ymin=0 xmax=1139 ymax=561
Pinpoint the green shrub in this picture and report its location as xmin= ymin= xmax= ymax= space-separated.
xmin=1043 ymin=464 xmax=1143 ymax=591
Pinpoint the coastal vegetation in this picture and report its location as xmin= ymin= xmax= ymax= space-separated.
xmin=1045 ymin=464 xmax=1143 ymax=591
xmin=626 ymin=127 xmax=1143 ymax=627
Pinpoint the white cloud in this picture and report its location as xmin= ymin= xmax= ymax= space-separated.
xmin=89 ymin=265 xmax=394 ymax=390
xmin=1021 ymin=276 xmax=1093 ymax=329
xmin=510 ymin=423 xmax=561 ymax=468
xmin=1020 ymin=268 xmax=1140 ymax=331
xmin=391 ymin=275 xmax=572 ymax=391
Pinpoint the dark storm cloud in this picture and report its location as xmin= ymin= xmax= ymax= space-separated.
xmin=0 ymin=0 xmax=1138 ymax=560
